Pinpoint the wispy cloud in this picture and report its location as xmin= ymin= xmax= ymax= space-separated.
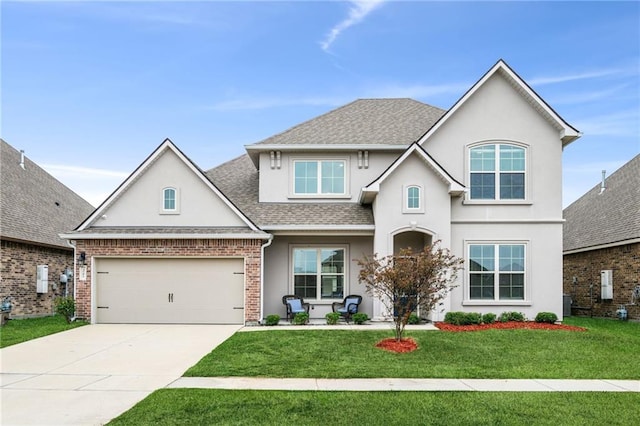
xmin=320 ymin=0 xmax=386 ymax=52
xmin=209 ymin=96 xmax=348 ymax=111
xmin=528 ymin=67 xmax=633 ymax=86
xmin=208 ymin=80 xmax=468 ymax=111
xmin=41 ymin=164 xmax=129 ymax=179
xmin=573 ymin=110 xmax=639 ymax=137
xmin=40 ymin=164 xmax=128 ymax=207
xmin=549 ymin=84 xmax=633 ymax=105
xmin=364 ymin=82 xmax=470 ymax=100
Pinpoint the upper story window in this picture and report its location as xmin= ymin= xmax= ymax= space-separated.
xmin=294 ymin=160 xmax=345 ymax=195
xmin=403 ymin=185 xmax=424 ymax=213
xmin=162 ymin=187 xmax=179 ymax=213
xmin=469 ymin=144 xmax=525 ymax=200
xmin=407 ymin=186 xmax=420 ymax=209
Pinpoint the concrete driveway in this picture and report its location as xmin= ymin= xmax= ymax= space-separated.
xmin=0 ymin=324 xmax=241 ymax=425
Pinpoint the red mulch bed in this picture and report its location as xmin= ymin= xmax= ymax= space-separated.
xmin=375 ymin=337 xmax=419 ymax=353
xmin=435 ymin=321 xmax=587 ymax=332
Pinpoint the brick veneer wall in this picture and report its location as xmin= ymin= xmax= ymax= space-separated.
xmin=1 ymin=239 xmax=74 ymax=317
xmin=74 ymin=238 xmax=263 ymax=324
xmin=563 ymin=243 xmax=640 ymax=320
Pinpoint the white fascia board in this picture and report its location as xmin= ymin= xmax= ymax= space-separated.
xmin=417 ymin=60 xmax=580 ymax=146
xmin=77 ymin=139 xmax=174 ymax=231
xmin=245 ymin=144 xmax=407 ymax=152
xmin=60 ymin=233 xmax=271 ymax=240
xmin=260 ymin=224 xmax=375 ymax=231
xmin=366 ymin=144 xmax=462 ymax=193
xmin=77 ymin=139 xmax=260 ymax=232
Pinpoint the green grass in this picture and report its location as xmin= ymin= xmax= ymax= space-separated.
xmin=0 ymin=315 xmax=87 ymax=348
xmin=109 ymin=389 xmax=639 ymax=425
xmin=185 ymin=317 xmax=640 ymax=379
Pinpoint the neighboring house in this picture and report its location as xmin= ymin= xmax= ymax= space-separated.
xmin=563 ymin=155 xmax=640 ymax=320
xmin=0 ymin=139 xmax=94 ymax=317
xmin=61 ymin=60 xmax=581 ymax=325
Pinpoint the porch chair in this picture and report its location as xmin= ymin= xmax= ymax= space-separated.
xmin=282 ymin=295 xmax=310 ymax=322
xmin=332 ymin=294 xmax=362 ymax=322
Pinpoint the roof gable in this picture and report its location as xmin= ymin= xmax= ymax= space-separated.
xmin=359 ymin=143 xmax=465 ymax=204
xmin=563 ymin=154 xmax=640 ymax=252
xmin=76 ymin=139 xmax=260 ymax=232
xmin=0 ymin=139 xmax=94 ymax=248
xmin=416 ymin=59 xmax=581 ymax=147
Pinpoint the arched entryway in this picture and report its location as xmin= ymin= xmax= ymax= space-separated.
xmin=393 ymin=229 xmax=433 ymax=255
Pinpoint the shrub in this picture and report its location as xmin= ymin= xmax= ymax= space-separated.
xmin=55 ymin=296 xmax=75 ymax=323
xmin=407 ymin=313 xmax=420 ymax=325
xmin=535 ymin=312 xmax=558 ymax=324
xmin=465 ymin=312 xmax=482 ymax=325
xmin=352 ymin=313 xmax=368 ymax=325
xmin=325 ymin=312 xmax=340 ymax=325
xmin=265 ymin=314 xmax=280 ymax=326
xmin=444 ymin=312 xmax=482 ymax=325
xmin=499 ymin=311 xmax=525 ymax=322
xmin=444 ymin=311 xmax=466 ymax=325
xmin=293 ymin=312 xmax=309 ymax=325
xmin=482 ymin=313 xmax=497 ymax=324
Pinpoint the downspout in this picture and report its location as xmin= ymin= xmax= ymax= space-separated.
xmin=259 ymin=235 xmax=274 ymax=324
xmin=65 ymin=239 xmax=78 ymax=320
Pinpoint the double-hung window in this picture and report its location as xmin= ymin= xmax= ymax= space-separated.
xmin=469 ymin=243 xmax=525 ymax=301
xmin=469 ymin=144 xmax=525 ymax=200
xmin=293 ymin=247 xmax=345 ymax=300
xmin=294 ymin=160 xmax=345 ymax=195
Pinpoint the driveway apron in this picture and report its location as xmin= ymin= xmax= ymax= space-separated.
xmin=0 ymin=324 xmax=240 ymax=426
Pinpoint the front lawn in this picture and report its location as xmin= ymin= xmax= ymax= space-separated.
xmin=0 ymin=315 xmax=87 ymax=348
xmin=109 ymin=389 xmax=638 ymax=425
xmin=185 ymin=317 xmax=640 ymax=379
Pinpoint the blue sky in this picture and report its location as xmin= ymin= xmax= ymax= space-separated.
xmin=2 ymin=1 xmax=639 ymax=207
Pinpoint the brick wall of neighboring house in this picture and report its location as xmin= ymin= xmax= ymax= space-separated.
xmin=74 ymin=238 xmax=263 ymax=324
xmin=563 ymin=243 xmax=640 ymax=320
xmin=0 ymin=239 xmax=74 ymax=317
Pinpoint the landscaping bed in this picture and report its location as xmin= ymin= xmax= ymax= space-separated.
xmin=435 ymin=321 xmax=587 ymax=332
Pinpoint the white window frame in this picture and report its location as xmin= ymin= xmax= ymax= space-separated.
xmin=403 ymin=184 xmax=424 ymax=213
xmin=160 ymin=187 xmax=180 ymax=214
xmin=463 ymin=240 xmax=530 ymax=306
xmin=465 ymin=142 xmax=530 ymax=204
xmin=290 ymin=158 xmax=350 ymax=199
xmin=290 ymin=245 xmax=349 ymax=302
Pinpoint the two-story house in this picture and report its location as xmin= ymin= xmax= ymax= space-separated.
xmin=62 ymin=60 xmax=580 ymax=324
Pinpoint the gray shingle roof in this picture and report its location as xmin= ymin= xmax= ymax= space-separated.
xmin=251 ymin=99 xmax=445 ymax=146
xmin=563 ymin=154 xmax=640 ymax=252
xmin=1 ymin=139 xmax=95 ymax=249
xmin=206 ymin=155 xmax=374 ymax=227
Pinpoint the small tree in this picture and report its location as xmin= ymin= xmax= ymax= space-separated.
xmin=357 ymin=241 xmax=463 ymax=341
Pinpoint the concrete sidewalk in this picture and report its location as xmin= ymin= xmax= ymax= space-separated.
xmin=168 ymin=377 xmax=640 ymax=392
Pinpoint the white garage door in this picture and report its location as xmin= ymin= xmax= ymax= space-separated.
xmin=95 ymin=258 xmax=245 ymax=324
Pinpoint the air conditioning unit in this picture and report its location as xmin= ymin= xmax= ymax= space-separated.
xmin=36 ymin=265 xmax=49 ymax=293
xmin=601 ymin=270 xmax=613 ymax=300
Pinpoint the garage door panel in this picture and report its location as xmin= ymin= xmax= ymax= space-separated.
xmin=95 ymin=258 xmax=244 ymax=324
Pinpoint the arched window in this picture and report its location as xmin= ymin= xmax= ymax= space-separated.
xmin=407 ymin=186 xmax=420 ymax=209
xmin=469 ymin=144 xmax=525 ymax=200
xmin=403 ymin=185 xmax=423 ymax=213
xmin=163 ymin=187 xmax=177 ymax=211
